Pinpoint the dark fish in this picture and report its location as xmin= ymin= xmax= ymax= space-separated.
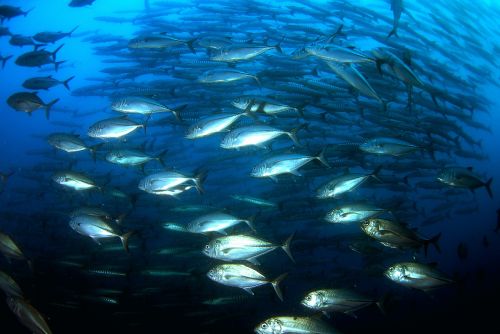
xmin=69 ymin=0 xmax=96 ymax=7
xmin=7 ymin=92 xmax=59 ymax=119
xmin=33 ymin=26 xmax=79 ymax=43
xmin=22 ymin=75 xmax=75 ymax=90
xmin=15 ymin=44 xmax=65 ymax=71
xmin=7 ymin=297 xmax=53 ymax=334
xmin=388 ymin=0 xmax=403 ymax=38
xmin=0 ymin=5 xmax=32 ymax=23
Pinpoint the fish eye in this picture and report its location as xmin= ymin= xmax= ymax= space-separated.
xmin=261 ymin=324 xmax=267 ymax=329
xmin=205 ymin=245 xmax=210 ymax=249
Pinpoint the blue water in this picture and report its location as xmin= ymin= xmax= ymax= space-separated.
xmin=1 ymin=0 xmax=499 ymax=333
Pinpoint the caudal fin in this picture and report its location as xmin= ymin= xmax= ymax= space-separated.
xmin=89 ymin=143 xmax=104 ymax=162
xmin=63 ymin=75 xmax=75 ymax=90
xmin=186 ymin=38 xmax=197 ymax=54
xmin=281 ymin=233 xmax=295 ymax=263
xmin=193 ymin=170 xmax=208 ymax=194
xmin=387 ymin=28 xmax=399 ymax=38
xmin=424 ymin=232 xmax=442 ymax=256
xmin=44 ymin=98 xmax=60 ymax=120
xmin=316 ymin=147 xmax=330 ymax=168
xmin=370 ymin=165 xmax=383 ymax=182
xmin=270 ymin=273 xmax=288 ymax=301
xmin=119 ymin=231 xmax=134 ymax=253
xmin=171 ymin=104 xmax=187 ymax=122
xmin=54 ymin=60 xmax=65 ymax=72
xmin=1 ymin=55 xmax=12 ymax=69
xmin=68 ymin=25 xmax=79 ymax=37
xmin=51 ymin=44 xmax=64 ymax=60
xmin=156 ymin=149 xmax=168 ymax=167
xmin=244 ymin=214 xmax=258 ymax=233
xmin=484 ymin=177 xmax=493 ymax=199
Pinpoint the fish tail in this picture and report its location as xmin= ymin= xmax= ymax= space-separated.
xmin=424 ymin=232 xmax=442 ymax=256
xmin=193 ymin=169 xmax=208 ymax=194
xmin=63 ymin=75 xmax=75 ymax=90
xmin=156 ymin=149 xmax=168 ymax=167
xmin=1 ymin=55 xmax=12 ymax=69
xmin=51 ymin=43 xmax=65 ymax=60
xmin=54 ymin=60 xmax=65 ymax=72
xmin=270 ymin=273 xmax=288 ymax=301
xmin=68 ymin=25 xmax=79 ymax=36
xmin=0 ymin=171 xmax=14 ymax=184
xmin=370 ymin=165 xmax=383 ymax=182
xmin=316 ymin=147 xmax=330 ymax=168
xmin=44 ymin=98 xmax=60 ymax=120
xmin=186 ymin=38 xmax=197 ymax=54
xmin=172 ymin=104 xmax=187 ymax=121
xmin=120 ymin=231 xmax=134 ymax=253
xmin=288 ymin=125 xmax=302 ymax=147
xmin=89 ymin=143 xmax=104 ymax=162
xmin=273 ymin=36 xmax=284 ymax=54
xmin=387 ymin=28 xmax=398 ymax=38
xmin=484 ymin=177 xmax=493 ymax=199
xmin=245 ymin=213 xmax=258 ymax=233
xmin=281 ymin=232 xmax=295 ymax=263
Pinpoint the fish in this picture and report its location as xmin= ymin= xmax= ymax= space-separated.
xmin=301 ymin=288 xmax=380 ymax=317
xmin=437 ymin=167 xmax=493 ymax=198
xmin=207 ymin=263 xmax=287 ymax=301
xmin=7 ymin=92 xmax=59 ymax=119
xmin=255 ymin=316 xmax=337 ymax=334
xmin=47 ymin=133 xmax=102 ymax=160
xmin=128 ymin=34 xmax=196 ymax=53
xmin=69 ymin=214 xmax=133 ymax=252
xmin=7 ymin=297 xmax=53 ymax=334
xmin=305 ymin=44 xmax=374 ymax=63
xmin=316 ymin=166 xmax=381 ymax=199
xmin=0 ymin=231 xmax=29 ymax=264
xmin=138 ymin=170 xmax=206 ymax=195
xmin=105 ymin=148 xmax=167 ymax=168
xmin=33 ymin=26 xmax=79 ymax=43
xmin=88 ymin=116 xmax=145 ymax=139
xmin=385 ymin=262 xmax=454 ymax=291
xmin=111 ymin=96 xmax=185 ymax=121
xmin=0 ymin=271 xmax=23 ymax=298
xmin=186 ymin=112 xmax=248 ymax=139
xmin=326 ymin=61 xmax=382 ymax=103
xmin=52 ymin=171 xmax=99 ymax=191
xmin=210 ymin=44 xmax=281 ymax=62
xmin=198 ymin=69 xmax=260 ymax=86
xmin=230 ymin=194 xmax=277 ymax=208
xmin=325 ymin=203 xmax=386 ymax=224
xmin=9 ymin=34 xmax=45 ymax=49
xmin=22 ymin=75 xmax=75 ymax=90
xmin=15 ymin=44 xmax=65 ymax=71
xmin=360 ymin=218 xmax=441 ymax=255
xmin=251 ymin=150 xmax=330 ymax=180
xmin=187 ymin=212 xmax=256 ymax=234
xmin=360 ymin=137 xmax=423 ymax=156
xmin=388 ymin=0 xmax=403 ymax=38
xmin=202 ymin=234 xmax=294 ymax=263
xmin=69 ymin=0 xmax=95 ymax=7
xmin=232 ymin=97 xmax=302 ymax=117
xmin=0 ymin=5 xmax=32 ymax=23
xmin=220 ymin=125 xmax=302 ymax=149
